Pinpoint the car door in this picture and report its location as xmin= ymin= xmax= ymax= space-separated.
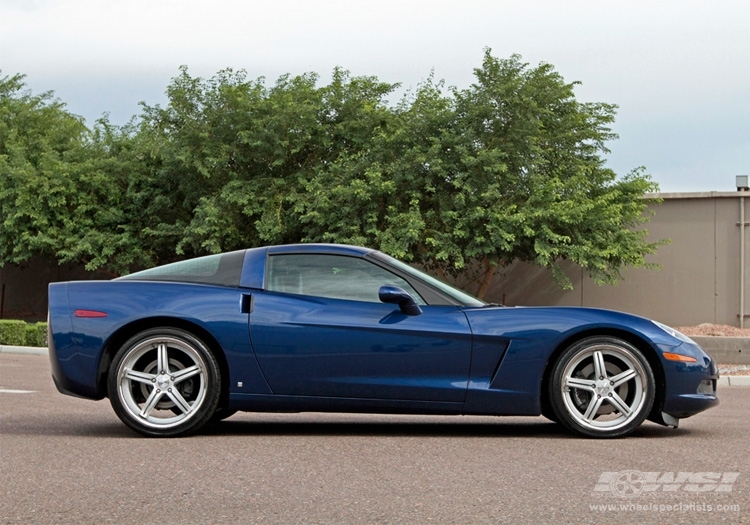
xmin=248 ymin=253 xmax=473 ymax=402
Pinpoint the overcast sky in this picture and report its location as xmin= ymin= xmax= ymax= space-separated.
xmin=1 ymin=0 xmax=748 ymax=192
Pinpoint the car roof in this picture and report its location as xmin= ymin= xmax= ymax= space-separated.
xmin=266 ymin=243 xmax=375 ymax=257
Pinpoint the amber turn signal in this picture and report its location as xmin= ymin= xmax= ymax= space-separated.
xmin=662 ymin=352 xmax=697 ymax=363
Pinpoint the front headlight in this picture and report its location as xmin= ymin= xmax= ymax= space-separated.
xmin=652 ymin=320 xmax=696 ymax=344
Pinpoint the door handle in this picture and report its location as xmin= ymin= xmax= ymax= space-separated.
xmin=240 ymin=294 xmax=253 ymax=314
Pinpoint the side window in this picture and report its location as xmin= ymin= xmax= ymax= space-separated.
xmin=267 ymin=254 xmax=425 ymax=304
xmin=117 ymin=250 xmax=245 ymax=286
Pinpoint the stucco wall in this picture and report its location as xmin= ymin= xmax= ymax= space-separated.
xmin=482 ymin=192 xmax=748 ymax=327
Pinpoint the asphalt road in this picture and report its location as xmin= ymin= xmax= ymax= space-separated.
xmin=1 ymin=353 xmax=748 ymax=524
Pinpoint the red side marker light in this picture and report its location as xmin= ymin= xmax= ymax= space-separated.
xmin=74 ymin=309 xmax=108 ymax=318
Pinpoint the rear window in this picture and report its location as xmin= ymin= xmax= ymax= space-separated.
xmin=117 ymin=250 xmax=245 ymax=287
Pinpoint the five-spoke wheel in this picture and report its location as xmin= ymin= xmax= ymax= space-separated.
xmin=108 ymin=328 xmax=221 ymax=437
xmin=550 ymin=336 xmax=655 ymax=438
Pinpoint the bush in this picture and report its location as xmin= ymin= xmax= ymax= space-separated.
xmin=24 ymin=322 xmax=48 ymax=347
xmin=0 ymin=320 xmax=27 ymax=346
xmin=0 ymin=320 xmax=48 ymax=346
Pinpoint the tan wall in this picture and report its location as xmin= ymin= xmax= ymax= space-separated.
xmin=482 ymin=192 xmax=749 ymax=328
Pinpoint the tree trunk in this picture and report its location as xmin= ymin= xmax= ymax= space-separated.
xmin=475 ymin=257 xmax=497 ymax=300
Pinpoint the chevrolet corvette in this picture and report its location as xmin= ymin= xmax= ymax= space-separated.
xmin=47 ymin=243 xmax=719 ymax=437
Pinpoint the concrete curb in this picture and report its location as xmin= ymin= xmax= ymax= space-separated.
xmin=2 ymin=345 xmax=749 ymax=386
xmin=0 ymin=345 xmax=49 ymax=356
xmin=717 ymin=375 xmax=750 ymax=387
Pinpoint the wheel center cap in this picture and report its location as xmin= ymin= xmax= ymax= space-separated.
xmin=595 ymin=380 xmax=611 ymax=395
xmin=156 ymin=374 xmax=171 ymax=390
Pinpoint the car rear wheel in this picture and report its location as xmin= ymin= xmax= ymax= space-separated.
xmin=550 ymin=336 xmax=655 ymax=438
xmin=107 ymin=328 xmax=221 ymax=437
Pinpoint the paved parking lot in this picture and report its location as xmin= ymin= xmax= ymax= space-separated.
xmin=1 ymin=352 xmax=748 ymax=524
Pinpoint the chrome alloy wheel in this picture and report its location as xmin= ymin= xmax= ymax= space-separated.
xmin=108 ymin=328 xmax=220 ymax=436
xmin=551 ymin=337 xmax=655 ymax=438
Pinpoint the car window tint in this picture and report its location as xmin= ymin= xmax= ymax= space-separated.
xmin=117 ymin=250 xmax=245 ymax=286
xmin=267 ymin=254 xmax=425 ymax=304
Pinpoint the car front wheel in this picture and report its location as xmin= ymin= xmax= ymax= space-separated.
xmin=107 ymin=328 xmax=221 ymax=437
xmin=550 ymin=336 xmax=655 ymax=438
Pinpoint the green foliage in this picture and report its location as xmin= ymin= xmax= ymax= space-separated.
xmin=0 ymin=53 xmax=664 ymax=297
xmin=0 ymin=320 xmax=26 ymax=346
xmin=137 ymin=66 xmax=401 ymax=259
xmin=0 ymin=320 xmax=47 ymax=346
xmin=0 ymin=73 xmax=148 ymax=275
xmin=24 ymin=322 xmax=47 ymax=347
xmin=295 ymin=52 xmax=663 ymax=296
xmin=438 ymin=53 xmax=664 ymax=294
xmin=0 ymin=73 xmax=87 ymax=264
xmin=138 ymin=67 xmax=331 ymax=255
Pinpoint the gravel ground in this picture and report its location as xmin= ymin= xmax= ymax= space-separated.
xmin=676 ymin=323 xmax=750 ymax=337
xmin=718 ymin=365 xmax=750 ymax=376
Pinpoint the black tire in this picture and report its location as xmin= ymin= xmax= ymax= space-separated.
xmin=549 ymin=336 xmax=655 ymax=438
xmin=107 ymin=327 xmax=221 ymax=437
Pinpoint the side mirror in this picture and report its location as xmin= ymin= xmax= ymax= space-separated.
xmin=378 ymin=285 xmax=422 ymax=316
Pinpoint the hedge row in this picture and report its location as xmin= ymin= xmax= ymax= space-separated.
xmin=0 ymin=320 xmax=48 ymax=347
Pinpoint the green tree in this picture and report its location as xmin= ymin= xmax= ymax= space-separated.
xmin=1 ymin=53 xmax=664 ymax=296
xmin=56 ymin=117 xmax=157 ymax=274
xmin=0 ymin=73 xmax=153 ymax=275
xmin=131 ymin=67 xmax=322 ymax=256
xmin=0 ymin=73 xmax=88 ymax=266
xmin=294 ymin=68 xmax=406 ymax=248
xmin=136 ymin=66 xmax=401 ymax=258
xmin=438 ymin=51 xmax=663 ymax=297
xmin=297 ymin=52 xmax=662 ymax=299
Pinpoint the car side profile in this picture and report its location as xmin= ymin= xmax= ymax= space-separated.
xmin=48 ymin=244 xmax=719 ymax=438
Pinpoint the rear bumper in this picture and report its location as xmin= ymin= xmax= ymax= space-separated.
xmin=48 ymin=282 xmax=103 ymax=400
xmin=51 ymin=373 xmax=97 ymax=400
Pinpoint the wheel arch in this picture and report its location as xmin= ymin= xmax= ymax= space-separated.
xmin=96 ymin=317 xmax=231 ymax=411
xmin=540 ymin=328 xmax=666 ymax=420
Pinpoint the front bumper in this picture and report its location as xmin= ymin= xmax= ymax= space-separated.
xmin=659 ymin=340 xmax=719 ymax=419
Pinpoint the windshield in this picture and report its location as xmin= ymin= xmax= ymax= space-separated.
xmin=375 ymin=253 xmax=486 ymax=307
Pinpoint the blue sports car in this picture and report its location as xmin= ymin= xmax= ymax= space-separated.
xmin=48 ymin=244 xmax=718 ymax=438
